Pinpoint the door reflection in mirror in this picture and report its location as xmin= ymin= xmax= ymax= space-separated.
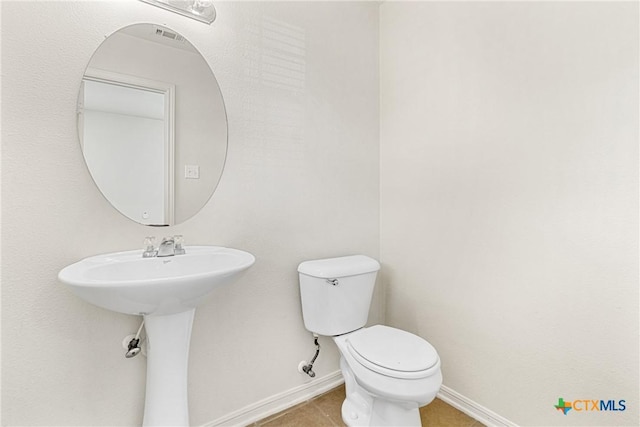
xmin=80 ymin=77 xmax=174 ymax=225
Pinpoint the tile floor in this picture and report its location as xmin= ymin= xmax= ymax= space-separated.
xmin=253 ymin=384 xmax=484 ymax=427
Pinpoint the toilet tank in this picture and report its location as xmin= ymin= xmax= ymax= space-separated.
xmin=298 ymin=255 xmax=380 ymax=336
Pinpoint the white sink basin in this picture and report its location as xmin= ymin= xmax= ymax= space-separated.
xmin=59 ymin=245 xmax=255 ymax=426
xmin=58 ymin=246 xmax=255 ymax=316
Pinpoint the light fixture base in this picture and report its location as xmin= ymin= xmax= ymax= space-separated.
xmin=139 ymin=0 xmax=216 ymax=25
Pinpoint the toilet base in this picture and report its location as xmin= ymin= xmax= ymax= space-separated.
xmin=370 ymin=399 xmax=421 ymax=427
xmin=340 ymin=358 xmax=422 ymax=427
xmin=342 ymin=396 xmax=421 ymax=427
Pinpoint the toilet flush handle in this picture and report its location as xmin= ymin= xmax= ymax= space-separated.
xmin=326 ymin=278 xmax=339 ymax=286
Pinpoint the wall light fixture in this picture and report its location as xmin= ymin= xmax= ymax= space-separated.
xmin=139 ymin=0 xmax=216 ymax=25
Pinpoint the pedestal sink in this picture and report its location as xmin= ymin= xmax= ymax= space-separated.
xmin=58 ymin=246 xmax=255 ymax=426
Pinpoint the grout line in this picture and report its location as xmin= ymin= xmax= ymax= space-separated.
xmin=309 ymin=400 xmax=341 ymax=427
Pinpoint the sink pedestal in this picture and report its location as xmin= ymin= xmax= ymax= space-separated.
xmin=143 ymin=309 xmax=195 ymax=427
xmin=58 ymin=246 xmax=256 ymax=425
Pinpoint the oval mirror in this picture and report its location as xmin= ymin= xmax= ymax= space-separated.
xmin=77 ymin=23 xmax=227 ymax=226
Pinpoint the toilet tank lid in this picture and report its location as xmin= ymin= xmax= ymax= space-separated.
xmin=298 ymin=255 xmax=380 ymax=278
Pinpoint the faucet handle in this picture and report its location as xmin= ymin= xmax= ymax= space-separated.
xmin=142 ymin=236 xmax=157 ymax=258
xmin=174 ymin=235 xmax=186 ymax=255
xmin=144 ymin=236 xmax=156 ymax=250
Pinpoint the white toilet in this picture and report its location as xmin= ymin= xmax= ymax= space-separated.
xmin=298 ymin=255 xmax=442 ymax=427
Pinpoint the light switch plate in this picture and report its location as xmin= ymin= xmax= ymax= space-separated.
xmin=185 ymin=165 xmax=200 ymax=179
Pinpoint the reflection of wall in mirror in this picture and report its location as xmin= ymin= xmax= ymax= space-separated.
xmin=88 ymin=30 xmax=227 ymax=223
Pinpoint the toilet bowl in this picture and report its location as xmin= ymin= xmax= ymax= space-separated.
xmin=334 ymin=325 xmax=442 ymax=426
xmin=298 ymin=255 xmax=443 ymax=426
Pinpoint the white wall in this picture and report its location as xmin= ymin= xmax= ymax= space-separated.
xmin=380 ymin=2 xmax=638 ymax=426
xmin=1 ymin=1 xmax=380 ymax=425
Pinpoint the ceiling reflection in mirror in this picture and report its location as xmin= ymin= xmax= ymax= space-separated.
xmin=78 ymin=24 xmax=227 ymax=226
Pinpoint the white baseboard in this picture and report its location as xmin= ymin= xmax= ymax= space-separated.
xmin=437 ymin=385 xmax=518 ymax=427
xmin=202 ymin=370 xmax=344 ymax=427
xmin=202 ymin=374 xmax=514 ymax=427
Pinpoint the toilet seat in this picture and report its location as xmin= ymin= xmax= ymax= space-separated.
xmin=334 ymin=326 xmax=442 ymax=407
xmin=346 ymin=325 xmax=439 ymax=380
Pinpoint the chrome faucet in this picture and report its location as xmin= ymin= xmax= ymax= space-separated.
xmin=157 ymin=236 xmax=176 ymax=257
xmin=143 ymin=235 xmax=186 ymax=258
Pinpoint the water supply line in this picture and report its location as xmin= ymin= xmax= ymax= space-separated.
xmin=301 ymin=334 xmax=320 ymax=378
xmin=125 ymin=320 xmax=145 ymax=358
